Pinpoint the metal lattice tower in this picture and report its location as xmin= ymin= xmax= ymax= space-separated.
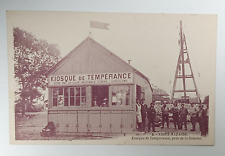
xmin=171 ymin=21 xmax=200 ymax=103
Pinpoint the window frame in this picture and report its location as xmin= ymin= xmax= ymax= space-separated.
xmin=109 ymin=85 xmax=132 ymax=107
xmin=91 ymin=85 xmax=109 ymax=107
xmin=51 ymin=86 xmax=87 ymax=107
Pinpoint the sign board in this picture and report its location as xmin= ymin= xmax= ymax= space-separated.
xmin=48 ymin=72 xmax=133 ymax=86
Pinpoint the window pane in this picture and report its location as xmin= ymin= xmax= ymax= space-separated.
xmin=75 ymin=97 xmax=80 ymax=106
xmin=70 ymin=88 xmax=74 ymax=96
xmin=64 ymin=97 xmax=68 ymax=106
xmin=53 ymin=89 xmax=58 ymax=97
xmin=75 ymin=88 xmax=80 ymax=96
xmin=64 ymin=87 xmax=69 ymax=96
xmin=59 ymin=88 xmax=63 ymax=95
xmin=70 ymin=97 xmax=74 ymax=106
xmin=81 ymin=87 xmax=86 ymax=96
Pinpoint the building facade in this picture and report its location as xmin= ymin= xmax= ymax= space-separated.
xmin=46 ymin=37 xmax=152 ymax=134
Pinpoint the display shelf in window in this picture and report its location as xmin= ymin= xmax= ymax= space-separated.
xmin=111 ymin=85 xmax=131 ymax=106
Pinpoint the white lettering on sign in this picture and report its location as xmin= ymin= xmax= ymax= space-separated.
xmin=48 ymin=72 xmax=133 ymax=86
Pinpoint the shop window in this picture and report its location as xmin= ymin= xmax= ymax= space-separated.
xmin=92 ymin=86 xmax=109 ymax=107
xmin=52 ymin=87 xmax=86 ymax=107
xmin=111 ymin=85 xmax=131 ymax=106
xmin=136 ymin=85 xmax=145 ymax=103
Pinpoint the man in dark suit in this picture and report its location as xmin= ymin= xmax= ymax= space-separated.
xmin=161 ymin=104 xmax=169 ymax=129
xmin=170 ymin=103 xmax=179 ymax=129
xmin=198 ymin=104 xmax=207 ymax=136
xmin=189 ymin=103 xmax=198 ymax=131
xmin=147 ymin=103 xmax=156 ymax=132
xmin=179 ymin=103 xmax=188 ymax=130
xmin=141 ymin=99 xmax=147 ymax=132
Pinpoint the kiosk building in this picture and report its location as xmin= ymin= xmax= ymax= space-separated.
xmin=46 ymin=37 xmax=153 ymax=134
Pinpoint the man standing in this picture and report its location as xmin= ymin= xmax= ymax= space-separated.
xmin=198 ymin=104 xmax=206 ymax=136
xmin=147 ymin=103 xmax=156 ymax=132
xmin=205 ymin=104 xmax=209 ymax=135
xmin=161 ymin=104 xmax=169 ymax=129
xmin=141 ymin=99 xmax=147 ymax=132
xmin=170 ymin=103 xmax=179 ymax=129
xmin=189 ymin=103 xmax=198 ymax=131
xmin=179 ymin=103 xmax=188 ymax=130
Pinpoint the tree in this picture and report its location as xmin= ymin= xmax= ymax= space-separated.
xmin=14 ymin=27 xmax=61 ymax=115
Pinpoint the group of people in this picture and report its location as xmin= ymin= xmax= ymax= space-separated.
xmin=136 ymin=100 xmax=209 ymax=136
xmin=136 ymin=99 xmax=157 ymax=132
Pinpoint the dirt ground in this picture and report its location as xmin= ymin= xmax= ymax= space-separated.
xmin=15 ymin=111 xmax=48 ymax=140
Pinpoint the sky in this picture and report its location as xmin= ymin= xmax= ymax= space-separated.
xmin=7 ymin=11 xmax=217 ymax=99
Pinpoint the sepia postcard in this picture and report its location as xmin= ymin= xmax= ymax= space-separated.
xmin=7 ymin=11 xmax=217 ymax=145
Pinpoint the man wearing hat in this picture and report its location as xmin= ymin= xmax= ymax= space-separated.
xmin=141 ymin=99 xmax=147 ymax=132
xmin=101 ymin=98 xmax=108 ymax=107
xmin=189 ymin=103 xmax=198 ymax=131
xmin=147 ymin=103 xmax=156 ymax=132
xmin=179 ymin=103 xmax=188 ymax=130
xmin=161 ymin=104 xmax=169 ymax=129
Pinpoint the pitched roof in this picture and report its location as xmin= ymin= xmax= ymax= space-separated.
xmin=46 ymin=37 xmax=153 ymax=91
